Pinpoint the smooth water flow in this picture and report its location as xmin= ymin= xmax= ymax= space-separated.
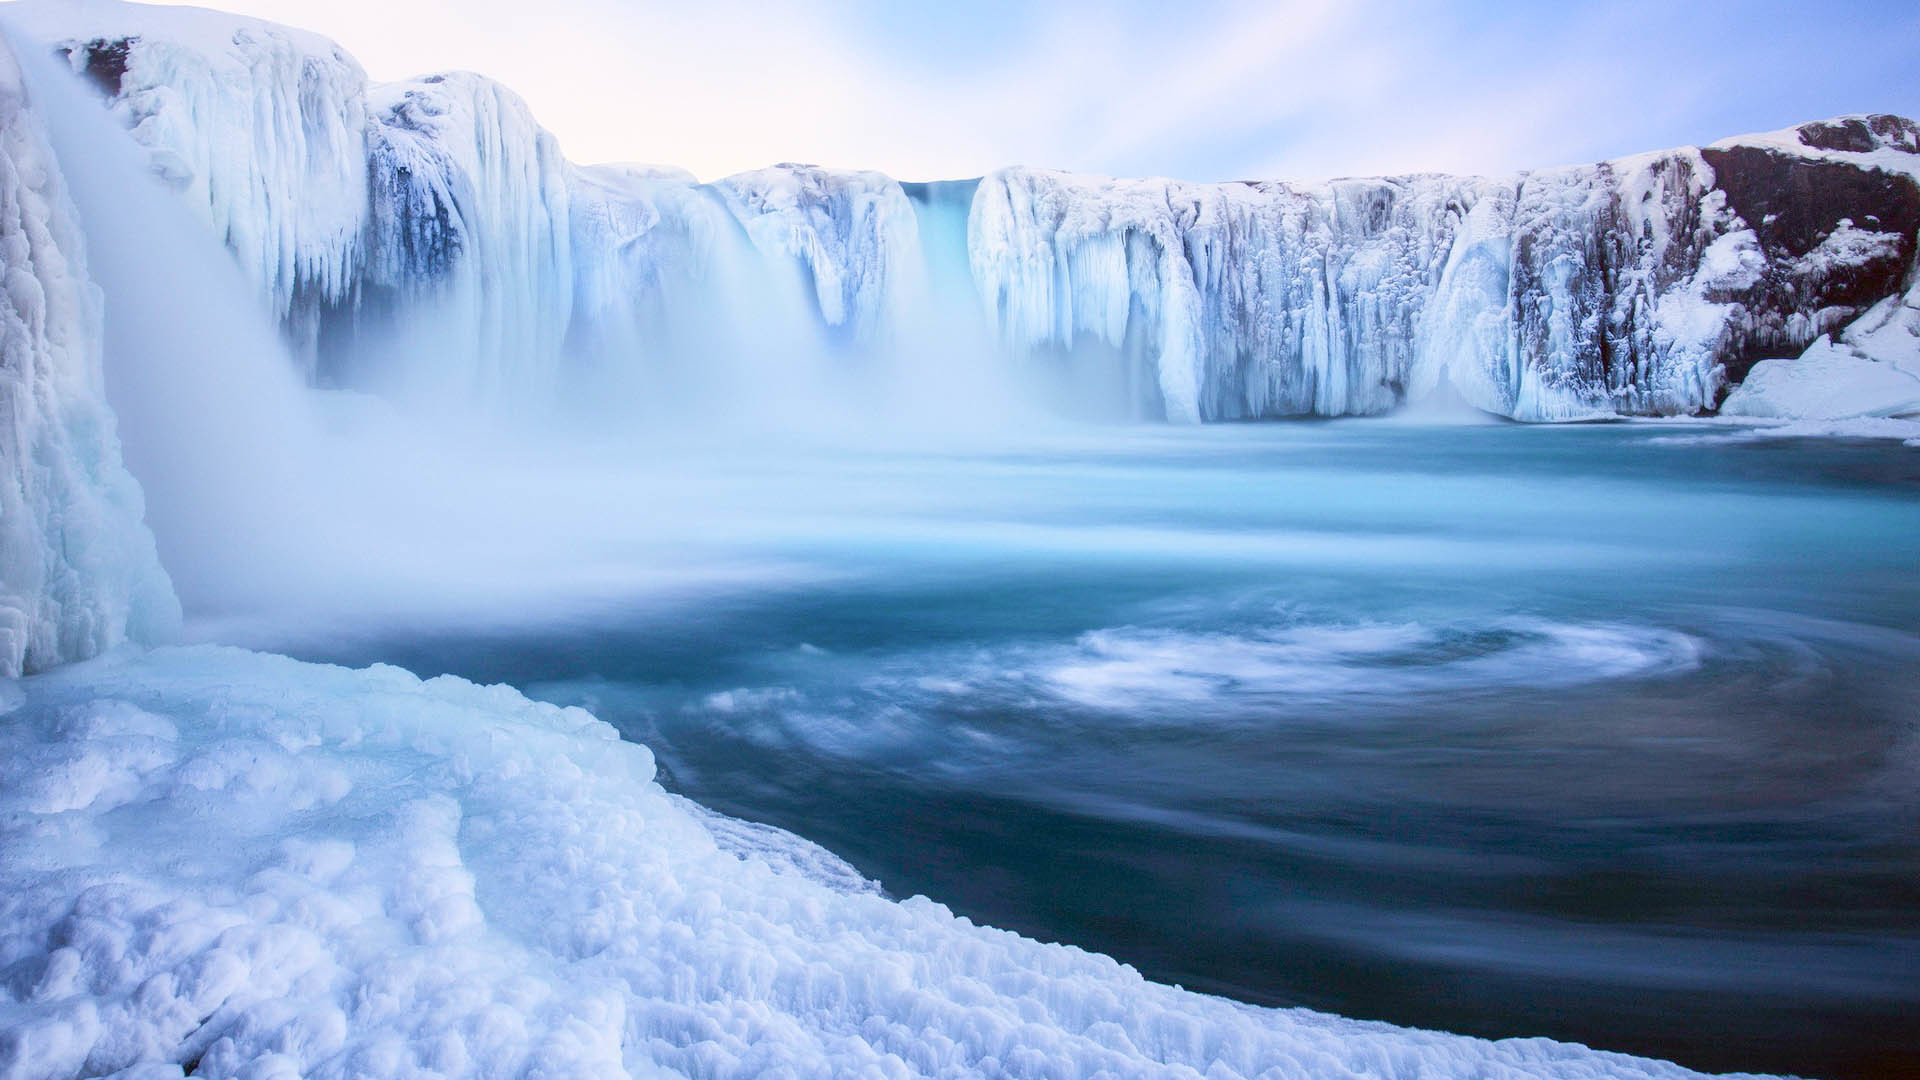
xmin=243 ymin=420 xmax=1920 ymax=1080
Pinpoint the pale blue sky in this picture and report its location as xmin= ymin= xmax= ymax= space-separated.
xmin=143 ymin=0 xmax=1920 ymax=182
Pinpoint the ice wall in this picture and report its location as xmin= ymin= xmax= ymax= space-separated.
xmin=35 ymin=2 xmax=370 ymax=374
xmin=12 ymin=0 xmax=1920 ymax=425
xmin=0 ymin=33 xmax=177 ymax=677
xmin=341 ymin=71 xmax=575 ymax=407
xmin=971 ymin=134 xmax=1918 ymax=422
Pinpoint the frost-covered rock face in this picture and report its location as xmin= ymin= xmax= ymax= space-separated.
xmin=0 ymin=645 xmax=1763 ymax=1080
xmin=973 ymin=131 xmax=1919 ymax=422
xmin=11 ymin=0 xmax=1920 ymax=425
xmin=42 ymin=3 xmax=370 ymax=374
xmin=0 ymin=36 xmax=177 ymax=678
xmin=716 ymin=164 xmax=927 ymax=343
xmin=339 ymin=72 xmax=575 ymax=406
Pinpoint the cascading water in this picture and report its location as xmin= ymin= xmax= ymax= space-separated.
xmin=0 ymin=27 xmax=175 ymax=675
xmin=1 ymin=16 xmax=325 ymax=618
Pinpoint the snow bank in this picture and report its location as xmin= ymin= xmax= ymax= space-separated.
xmin=0 ymin=33 xmax=176 ymax=677
xmin=1720 ymin=336 xmax=1920 ymax=419
xmin=1722 ymin=271 xmax=1920 ymax=421
xmin=0 ymin=645 xmax=1766 ymax=1079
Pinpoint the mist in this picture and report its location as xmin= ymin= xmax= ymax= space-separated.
xmin=4 ymin=24 xmax=1071 ymax=640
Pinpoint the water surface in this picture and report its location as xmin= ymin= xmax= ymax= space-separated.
xmin=260 ymin=421 xmax=1920 ymax=1080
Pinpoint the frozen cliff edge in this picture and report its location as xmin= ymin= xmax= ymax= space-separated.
xmin=8 ymin=0 xmax=1920 ymax=426
xmin=0 ymin=644 xmax=1775 ymax=1080
xmin=971 ymin=119 xmax=1920 ymax=422
xmin=0 ymin=32 xmax=177 ymax=678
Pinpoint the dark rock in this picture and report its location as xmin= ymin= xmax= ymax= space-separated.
xmin=1796 ymin=117 xmax=1881 ymax=153
xmin=1701 ymin=143 xmax=1920 ymax=383
xmin=62 ymin=37 xmax=137 ymax=98
xmin=1795 ymin=114 xmax=1920 ymax=154
xmin=1703 ymin=145 xmax=1920 ymax=255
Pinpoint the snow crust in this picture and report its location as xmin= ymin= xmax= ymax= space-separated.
xmin=0 ymin=34 xmax=176 ymax=677
xmin=0 ymin=645 xmax=1771 ymax=1080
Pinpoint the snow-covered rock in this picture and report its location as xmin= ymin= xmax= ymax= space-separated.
xmin=1721 ymin=335 xmax=1920 ymax=419
xmin=0 ymin=645 xmax=1770 ymax=1080
xmin=1722 ymin=296 xmax=1920 ymax=423
xmin=0 ymin=33 xmax=176 ymax=678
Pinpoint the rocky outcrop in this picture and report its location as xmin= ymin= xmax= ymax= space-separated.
xmin=1701 ymin=121 xmax=1920 ymax=382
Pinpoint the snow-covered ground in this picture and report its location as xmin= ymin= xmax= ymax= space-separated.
xmin=0 ymin=645 xmax=1775 ymax=1080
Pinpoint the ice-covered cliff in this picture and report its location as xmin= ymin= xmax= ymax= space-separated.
xmin=0 ymin=32 xmax=176 ymax=678
xmin=971 ymin=121 xmax=1920 ymax=422
xmin=11 ymin=0 xmax=1920 ymax=425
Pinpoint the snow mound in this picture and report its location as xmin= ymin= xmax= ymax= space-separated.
xmin=0 ymin=646 xmax=1765 ymax=1079
xmin=1720 ymin=337 xmax=1920 ymax=419
xmin=1722 ymin=274 xmax=1920 ymax=420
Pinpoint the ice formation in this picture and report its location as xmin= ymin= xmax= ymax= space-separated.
xmin=11 ymin=0 xmax=1919 ymax=425
xmin=715 ymin=164 xmax=927 ymax=343
xmin=1722 ymin=267 xmax=1920 ymax=419
xmin=0 ymin=645 xmax=1772 ymax=1080
xmin=0 ymin=33 xmax=176 ymax=678
xmin=969 ymin=130 xmax=1918 ymax=422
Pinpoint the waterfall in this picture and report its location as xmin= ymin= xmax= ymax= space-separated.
xmin=4 ymin=16 xmax=336 ymax=617
xmin=0 ymin=24 xmax=175 ymax=674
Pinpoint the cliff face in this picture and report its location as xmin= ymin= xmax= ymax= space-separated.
xmin=0 ymin=33 xmax=177 ymax=677
xmin=1702 ymin=123 xmax=1920 ymax=382
xmin=971 ymin=120 xmax=1920 ymax=422
xmin=11 ymin=1 xmax=1920 ymax=424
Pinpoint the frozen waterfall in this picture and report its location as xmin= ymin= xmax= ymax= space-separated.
xmin=0 ymin=28 xmax=176 ymax=677
xmin=12 ymin=0 xmax=1919 ymax=427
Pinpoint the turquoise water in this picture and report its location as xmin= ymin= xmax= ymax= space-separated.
xmin=267 ymin=420 xmax=1920 ymax=1079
